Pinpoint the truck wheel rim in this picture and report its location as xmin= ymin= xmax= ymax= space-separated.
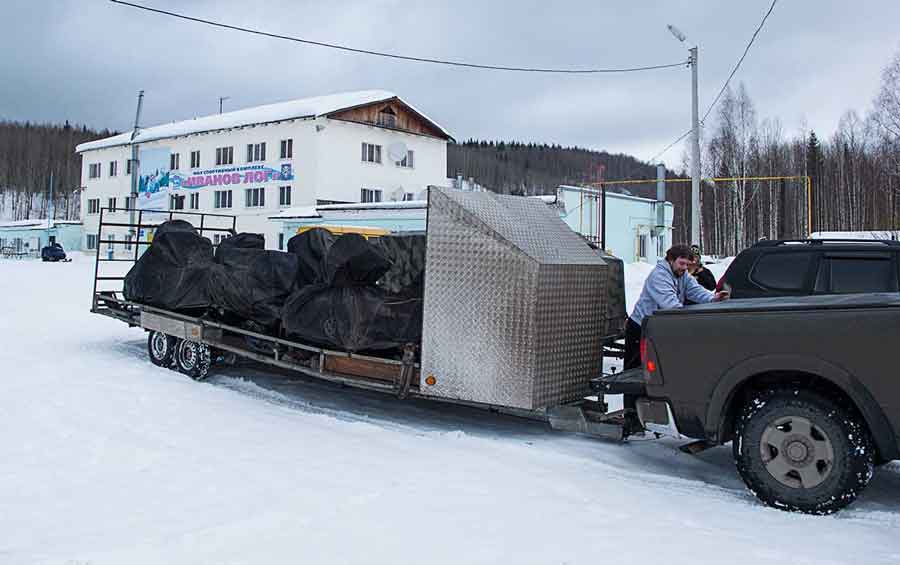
xmin=151 ymin=333 xmax=169 ymax=359
xmin=760 ymin=415 xmax=835 ymax=489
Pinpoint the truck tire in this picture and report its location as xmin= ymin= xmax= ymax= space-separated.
xmin=734 ymin=388 xmax=874 ymax=514
xmin=174 ymin=339 xmax=212 ymax=381
xmin=147 ymin=331 xmax=176 ymax=368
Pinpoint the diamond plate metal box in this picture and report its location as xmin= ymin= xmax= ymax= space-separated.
xmin=420 ymin=188 xmax=608 ymax=410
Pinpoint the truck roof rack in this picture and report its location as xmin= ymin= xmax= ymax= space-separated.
xmin=753 ymin=238 xmax=900 ymax=248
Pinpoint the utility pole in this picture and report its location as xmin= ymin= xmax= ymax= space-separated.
xmin=129 ymin=90 xmax=145 ymax=244
xmin=46 ymin=170 xmax=53 ymax=246
xmin=219 ymin=96 xmax=230 ymax=114
xmin=689 ymin=46 xmax=701 ymax=247
xmin=656 ymin=163 xmax=666 ymax=255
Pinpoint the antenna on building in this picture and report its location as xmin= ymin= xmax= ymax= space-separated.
xmin=387 ymin=141 xmax=408 ymax=164
xmin=219 ymin=96 xmax=231 ymax=114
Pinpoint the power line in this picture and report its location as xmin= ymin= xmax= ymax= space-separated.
xmin=648 ymin=128 xmax=692 ymax=164
xmin=110 ymin=0 xmax=688 ymax=74
xmin=646 ymin=0 xmax=778 ymax=163
xmin=701 ymin=0 xmax=778 ymax=123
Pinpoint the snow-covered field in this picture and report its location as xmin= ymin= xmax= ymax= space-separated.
xmin=2 ymin=255 xmax=900 ymax=565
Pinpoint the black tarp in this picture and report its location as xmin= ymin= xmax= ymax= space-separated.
xmin=371 ymin=234 xmax=426 ymax=296
xmin=282 ymin=233 xmax=423 ymax=351
xmin=123 ymin=230 xmax=214 ymax=311
xmin=208 ymin=246 xmax=299 ymax=329
xmin=287 ymin=228 xmax=336 ymax=286
xmin=153 ymin=219 xmax=198 ymax=238
xmin=215 ymin=232 xmax=264 ymax=257
xmin=282 ymin=286 xmax=423 ymax=352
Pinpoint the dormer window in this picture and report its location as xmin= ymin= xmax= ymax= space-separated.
xmin=377 ymin=106 xmax=397 ymax=128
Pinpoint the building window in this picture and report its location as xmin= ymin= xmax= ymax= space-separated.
xmin=377 ymin=107 xmax=397 ymax=128
xmin=86 ymin=234 xmax=98 ymax=250
xmin=403 ymin=192 xmax=415 ymax=201
xmin=278 ymin=232 xmax=284 ymax=251
xmin=170 ymin=194 xmax=185 ymax=210
xmin=109 ymin=161 xmax=118 ymax=177
xmin=636 ymin=234 xmax=648 ymax=260
xmin=125 ymin=234 xmax=133 ymax=251
xmin=87 ymin=198 xmax=101 ymax=215
xmin=279 ymin=185 xmax=292 ymax=207
xmin=214 ymin=190 xmax=233 ymax=209
xmin=361 ymin=188 xmax=382 ymax=203
xmin=189 ymin=192 xmax=199 ymax=210
xmin=190 ymin=150 xmax=200 ymax=168
xmin=170 ymin=153 xmax=180 ymax=170
xmin=245 ymin=187 xmax=265 ymax=208
xmin=280 ymin=139 xmax=293 ymax=159
xmin=215 ymin=146 xmax=234 ymax=166
xmin=107 ymin=197 xmax=117 ymax=211
xmin=124 ymin=196 xmax=134 ymax=210
xmin=395 ymin=150 xmax=414 ymax=168
xmin=126 ymin=159 xmax=134 ymax=175
xmin=246 ymin=142 xmax=266 ymax=162
xmin=88 ymin=163 xmax=101 ymax=179
xmin=361 ymin=143 xmax=382 ymax=164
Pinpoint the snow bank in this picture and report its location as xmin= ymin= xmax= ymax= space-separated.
xmin=1 ymin=257 xmax=898 ymax=564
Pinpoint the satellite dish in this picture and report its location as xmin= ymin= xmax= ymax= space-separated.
xmin=387 ymin=141 xmax=408 ymax=163
xmin=389 ymin=187 xmax=407 ymax=202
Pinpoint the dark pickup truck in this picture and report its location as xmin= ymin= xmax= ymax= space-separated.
xmin=635 ymin=293 xmax=899 ymax=514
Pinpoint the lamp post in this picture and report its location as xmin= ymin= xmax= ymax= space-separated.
xmin=668 ymin=24 xmax=701 ymax=247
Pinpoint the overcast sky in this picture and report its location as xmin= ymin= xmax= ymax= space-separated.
xmin=3 ymin=0 xmax=899 ymax=168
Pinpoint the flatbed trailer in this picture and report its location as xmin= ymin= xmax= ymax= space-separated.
xmin=91 ymin=188 xmax=637 ymax=441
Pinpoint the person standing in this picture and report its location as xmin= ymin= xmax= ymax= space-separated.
xmin=688 ymin=244 xmax=717 ymax=292
xmin=622 ymin=245 xmax=729 ymax=427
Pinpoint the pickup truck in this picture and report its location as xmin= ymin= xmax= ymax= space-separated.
xmin=634 ymin=293 xmax=899 ymax=514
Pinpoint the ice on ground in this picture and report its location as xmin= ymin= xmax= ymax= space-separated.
xmin=1 ymin=255 xmax=898 ymax=565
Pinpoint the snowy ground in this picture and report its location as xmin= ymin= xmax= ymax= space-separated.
xmin=2 ymin=255 xmax=900 ymax=565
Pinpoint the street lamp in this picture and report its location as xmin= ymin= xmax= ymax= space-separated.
xmin=668 ymin=24 xmax=701 ymax=248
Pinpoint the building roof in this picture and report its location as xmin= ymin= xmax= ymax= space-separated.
xmin=271 ymin=200 xmax=428 ymax=220
xmin=557 ymin=185 xmax=673 ymax=206
xmin=76 ymin=90 xmax=452 ymax=153
xmin=0 ymin=219 xmax=82 ymax=229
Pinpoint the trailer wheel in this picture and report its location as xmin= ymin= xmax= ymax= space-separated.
xmin=174 ymin=339 xmax=212 ymax=381
xmin=733 ymin=388 xmax=874 ymax=514
xmin=147 ymin=331 xmax=176 ymax=368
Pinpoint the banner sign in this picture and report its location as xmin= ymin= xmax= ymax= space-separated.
xmin=137 ymin=147 xmax=172 ymax=210
xmin=137 ymin=150 xmax=295 ymax=210
xmin=172 ymin=164 xmax=294 ymax=189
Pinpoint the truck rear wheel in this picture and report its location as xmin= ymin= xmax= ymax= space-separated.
xmin=734 ymin=388 xmax=874 ymax=514
xmin=148 ymin=331 xmax=176 ymax=368
xmin=174 ymin=339 xmax=212 ymax=381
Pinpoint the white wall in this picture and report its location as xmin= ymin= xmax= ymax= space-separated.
xmin=79 ymin=116 xmax=448 ymax=250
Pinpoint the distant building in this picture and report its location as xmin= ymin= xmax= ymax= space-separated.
xmin=75 ymin=90 xmax=453 ymax=252
xmin=0 ymin=220 xmax=82 ymax=256
xmin=552 ymin=185 xmax=674 ymax=263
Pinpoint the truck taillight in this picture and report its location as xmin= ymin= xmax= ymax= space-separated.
xmin=641 ymin=335 xmax=663 ymax=385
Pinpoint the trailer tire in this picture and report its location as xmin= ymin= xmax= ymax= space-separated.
xmin=174 ymin=339 xmax=212 ymax=381
xmin=147 ymin=331 xmax=176 ymax=368
xmin=733 ymin=388 xmax=875 ymax=514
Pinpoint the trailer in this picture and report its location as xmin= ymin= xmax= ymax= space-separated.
xmin=91 ymin=187 xmax=635 ymax=440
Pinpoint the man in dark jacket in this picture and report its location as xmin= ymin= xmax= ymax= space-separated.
xmin=688 ymin=244 xmax=717 ymax=291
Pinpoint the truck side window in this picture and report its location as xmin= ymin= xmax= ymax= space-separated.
xmin=750 ymin=252 xmax=812 ymax=290
xmin=825 ymin=258 xmax=895 ymax=293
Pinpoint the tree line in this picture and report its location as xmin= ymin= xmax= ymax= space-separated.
xmin=0 ymin=121 xmax=113 ymax=221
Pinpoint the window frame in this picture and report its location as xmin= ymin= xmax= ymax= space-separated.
xmin=170 ymin=153 xmax=180 ymax=170
xmin=215 ymin=146 xmax=234 ymax=166
xmin=109 ymin=161 xmax=118 ymax=177
xmin=361 ymin=142 xmax=382 ymax=164
xmin=189 ymin=192 xmax=200 ymax=210
xmin=214 ymin=189 xmax=233 ymax=209
xmin=279 ymin=185 xmax=292 ymax=207
xmin=280 ymin=138 xmax=293 ymax=159
xmin=360 ymin=188 xmax=383 ymax=203
xmin=88 ymin=163 xmax=101 ymax=179
xmin=749 ymin=251 xmax=817 ymax=292
xmin=190 ymin=150 xmax=201 ymax=169
xmin=245 ymin=187 xmax=265 ymax=208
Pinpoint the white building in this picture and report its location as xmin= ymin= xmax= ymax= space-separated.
xmin=75 ymin=90 xmax=452 ymax=250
